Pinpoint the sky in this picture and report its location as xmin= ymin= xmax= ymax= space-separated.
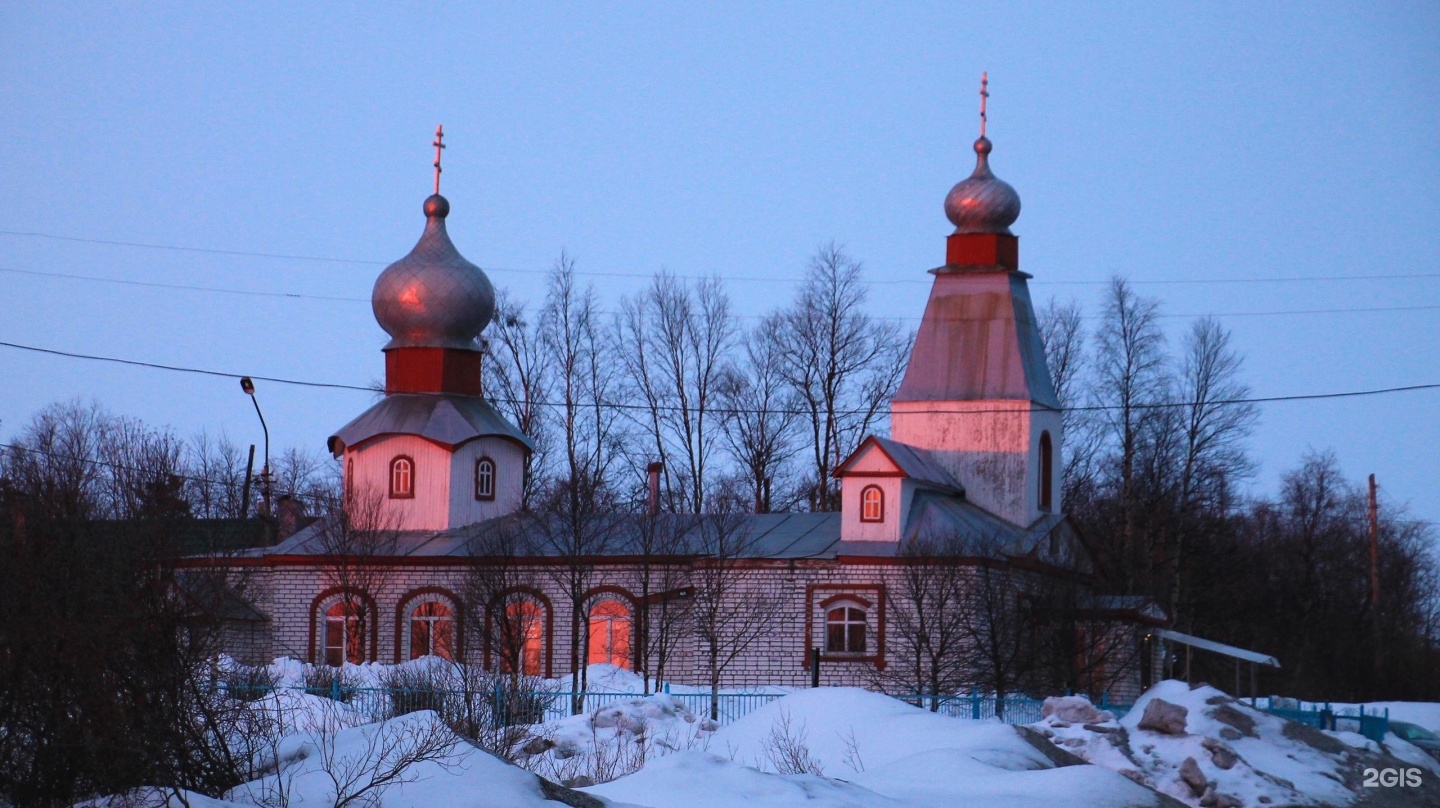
xmin=0 ymin=3 xmax=1436 ymax=527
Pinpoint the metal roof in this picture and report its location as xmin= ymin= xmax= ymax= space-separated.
xmin=857 ymin=437 xmax=964 ymax=493
xmin=328 ymin=393 xmax=533 ymax=455
xmin=892 ymin=270 xmax=1059 ymax=409
xmin=1153 ymin=628 xmax=1281 ymax=668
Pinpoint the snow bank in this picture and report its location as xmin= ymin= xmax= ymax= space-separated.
xmin=587 ymin=687 xmax=1167 ymax=808
xmin=1034 ymin=680 xmax=1440 ymax=807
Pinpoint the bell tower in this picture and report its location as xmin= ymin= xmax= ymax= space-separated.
xmin=889 ymin=77 xmax=1061 ymax=527
xmin=328 ymin=127 xmax=531 ymax=531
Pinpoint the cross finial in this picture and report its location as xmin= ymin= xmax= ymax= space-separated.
xmin=432 ymin=124 xmax=446 ymax=195
xmin=979 ymin=72 xmax=989 ymax=138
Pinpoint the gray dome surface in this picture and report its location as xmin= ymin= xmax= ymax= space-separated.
xmin=372 ymin=194 xmax=495 ymax=350
xmin=944 ymin=136 xmax=1022 ymax=235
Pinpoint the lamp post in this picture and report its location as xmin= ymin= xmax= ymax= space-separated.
xmin=240 ymin=376 xmax=272 ymax=516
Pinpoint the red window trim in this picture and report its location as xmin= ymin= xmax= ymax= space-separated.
xmin=389 ymin=455 xmax=415 ymax=499
xmin=859 ymin=484 xmax=884 ymax=523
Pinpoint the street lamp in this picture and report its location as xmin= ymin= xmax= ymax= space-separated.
xmin=240 ymin=376 xmax=272 ymax=515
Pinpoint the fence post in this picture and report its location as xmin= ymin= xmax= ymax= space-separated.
xmin=811 ymin=648 xmax=820 ymax=688
xmin=331 ymin=674 xmax=340 ymax=703
xmin=1101 ymin=691 xmax=1108 ymax=708
xmin=971 ymin=687 xmax=980 ymax=720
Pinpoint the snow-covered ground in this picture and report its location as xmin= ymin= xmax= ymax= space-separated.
xmin=97 ymin=663 xmax=1440 ymax=808
xmin=1032 ymin=680 xmax=1440 ymax=807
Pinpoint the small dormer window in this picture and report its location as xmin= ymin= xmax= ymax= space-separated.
xmin=475 ymin=457 xmax=496 ymax=501
xmin=860 ymin=485 xmax=884 ymax=522
xmin=389 ymin=456 xmax=414 ymax=499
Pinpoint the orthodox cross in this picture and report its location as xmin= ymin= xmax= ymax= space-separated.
xmin=979 ymin=72 xmax=989 ymax=138
xmin=432 ymin=124 xmax=446 ymax=195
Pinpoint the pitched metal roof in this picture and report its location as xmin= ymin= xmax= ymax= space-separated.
xmin=865 ymin=437 xmax=964 ymax=493
xmin=892 ymin=270 xmax=1059 ymax=408
xmin=328 ymin=393 xmax=533 ymax=455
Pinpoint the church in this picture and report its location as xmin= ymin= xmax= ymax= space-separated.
xmin=217 ymin=101 xmax=1163 ymax=702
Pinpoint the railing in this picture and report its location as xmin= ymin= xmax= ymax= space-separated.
xmin=1252 ymin=698 xmax=1390 ymax=744
xmin=219 ymin=680 xmax=1132 ymax=729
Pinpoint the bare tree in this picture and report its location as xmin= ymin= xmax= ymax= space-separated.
xmin=484 ymin=291 xmax=551 ymax=508
xmin=618 ymin=273 xmax=736 ymax=512
xmin=770 ymin=245 xmax=908 ymax=510
xmin=311 ymin=485 xmax=404 ymax=666
xmin=719 ymin=316 xmax=802 ymax=513
xmin=1093 ymin=277 xmax=1171 ymax=594
xmin=1038 ymin=298 xmax=1102 ymax=510
xmin=632 ymin=511 xmax=696 ymax=692
xmin=186 ymin=431 xmax=251 ymax=519
xmin=540 ymin=253 xmax=625 ymax=512
xmin=871 ymin=534 xmax=973 ymax=707
xmin=686 ymin=494 xmax=781 ymax=719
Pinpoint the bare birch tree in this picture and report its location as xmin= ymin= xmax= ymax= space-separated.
xmin=484 ymin=291 xmax=551 ymax=507
xmin=686 ymin=494 xmax=780 ymax=719
xmin=770 ymin=244 xmax=908 ymax=510
xmin=719 ymin=316 xmax=802 ymax=513
xmin=618 ymin=273 xmax=735 ymax=512
xmin=1093 ymin=277 xmax=1170 ymax=593
xmin=312 ymin=486 xmax=404 ymax=665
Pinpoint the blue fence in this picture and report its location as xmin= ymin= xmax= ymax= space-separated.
xmin=1252 ymin=699 xmax=1390 ymax=744
xmin=219 ymin=680 xmax=1136 ymax=729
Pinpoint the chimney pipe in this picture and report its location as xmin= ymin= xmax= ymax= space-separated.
xmin=646 ymin=462 xmax=663 ymax=516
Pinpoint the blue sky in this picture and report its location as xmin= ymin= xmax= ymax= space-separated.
xmin=1 ymin=3 xmax=1436 ymax=525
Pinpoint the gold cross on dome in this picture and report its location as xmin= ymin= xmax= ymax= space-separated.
xmin=979 ymin=73 xmax=989 ymax=138
xmin=432 ymin=124 xmax=446 ymax=194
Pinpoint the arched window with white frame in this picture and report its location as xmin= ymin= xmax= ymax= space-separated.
xmin=324 ymin=600 xmax=366 ymax=666
xmin=825 ymin=602 xmax=867 ymax=654
xmin=587 ymin=599 xmax=632 ymax=669
xmin=475 ymin=456 xmax=496 ymax=501
xmin=860 ymin=485 xmax=884 ymax=523
xmin=390 ymin=455 xmax=414 ymax=499
xmin=498 ymin=599 xmax=546 ymax=677
xmin=407 ymin=600 xmax=456 ymax=660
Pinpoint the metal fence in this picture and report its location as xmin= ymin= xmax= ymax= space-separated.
xmin=1250 ymin=698 xmax=1390 ymax=744
xmin=219 ymin=680 xmax=1135 ymax=729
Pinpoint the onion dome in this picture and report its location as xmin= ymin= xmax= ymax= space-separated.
xmin=943 ymin=136 xmax=1022 ymax=235
xmin=372 ymin=193 xmax=495 ymax=350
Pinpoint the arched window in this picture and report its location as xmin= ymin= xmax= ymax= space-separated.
xmin=826 ymin=604 xmax=867 ymax=653
xmin=501 ymin=600 xmax=545 ymax=676
xmin=860 ymin=485 xmax=884 ymax=523
xmin=390 ymin=456 xmax=414 ymax=499
xmin=587 ymin=600 xmax=631 ymax=669
xmin=1038 ymin=431 xmax=1053 ymax=512
xmin=408 ymin=601 xmax=455 ymax=660
xmin=324 ymin=601 xmax=366 ymax=666
xmin=475 ymin=457 xmax=496 ymax=501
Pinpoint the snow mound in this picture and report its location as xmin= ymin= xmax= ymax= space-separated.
xmin=588 ymin=687 xmax=1171 ymax=808
xmin=1035 ymin=680 xmax=1440 ymax=807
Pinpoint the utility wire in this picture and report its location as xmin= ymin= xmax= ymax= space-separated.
xmin=3 ymin=265 xmax=1438 ymax=322
xmin=6 ymin=227 xmax=1440 ymax=287
xmin=1 ymin=339 xmax=1437 ymax=417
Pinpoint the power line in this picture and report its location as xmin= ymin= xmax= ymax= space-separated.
xmin=6 ymin=227 xmax=1440 ymax=287
xmin=4 ymin=264 xmax=1439 ymax=322
xmin=1 ymin=338 xmax=1437 ymax=417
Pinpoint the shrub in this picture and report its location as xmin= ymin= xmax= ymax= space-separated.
xmin=222 ymin=664 xmax=278 ymax=702
xmin=380 ymin=665 xmax=455 ymax=718
xmin=303 ymin=664 xmax=362 ymax=702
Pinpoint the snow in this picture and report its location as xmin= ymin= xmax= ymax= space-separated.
xmin=1035 ymin=679 xmax=1440 ymax=807
xmin=587 ymin=687 xmax=1165 ymax=808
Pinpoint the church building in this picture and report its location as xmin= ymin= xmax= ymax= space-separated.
xmin=219 ymin=103 xmax=1163 ymax=701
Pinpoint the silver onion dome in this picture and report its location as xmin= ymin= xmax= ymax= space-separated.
xmin=943 ymin=136 xmax=1021 ymax=235
xmin=372 ymin=193 xmax=495 ymax=350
